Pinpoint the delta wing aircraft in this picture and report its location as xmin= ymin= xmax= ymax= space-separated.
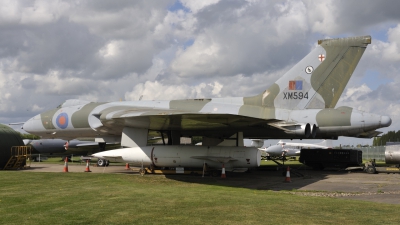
xmin=23 ymin=139 xmax=118 ymax=165
xmin=22 ymin=36 xmax=391 ymax=172
xmin=260 ymin=139 xmax=333 ymax=158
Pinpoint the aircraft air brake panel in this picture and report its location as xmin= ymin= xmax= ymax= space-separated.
xmin=385 ymin=145 xmax=400 ymax=164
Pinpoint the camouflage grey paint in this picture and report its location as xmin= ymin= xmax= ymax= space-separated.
xmin=71 ymin=102 xmax=105 ymax=128
xmin=316 ymin=106 xmax=352 ymax=127
xmin=40 ymin=108 xmax=57 ymax=129
xmin=313 ymin=37 xmax=370 ymax=108
xmin=22 ymin=36 xmax=391 ymax=142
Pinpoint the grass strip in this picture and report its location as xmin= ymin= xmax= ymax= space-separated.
xmin=0 ymin=171 xmax=399 ymax=225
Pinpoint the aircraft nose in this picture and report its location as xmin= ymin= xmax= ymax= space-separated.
xmin=381 ymin=116 xmax=392 ymax=127
xmin=265 ymin=145 xmax=282 ymax=154
xmin=22 ymin=115 xmax=44 ymax=133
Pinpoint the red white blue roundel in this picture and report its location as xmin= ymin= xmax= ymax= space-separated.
xmin=56 ymin=113 xmax=69 ymax=129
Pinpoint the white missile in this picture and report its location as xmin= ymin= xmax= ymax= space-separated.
xmin=92 ymin=146 xmax=261 ymax=170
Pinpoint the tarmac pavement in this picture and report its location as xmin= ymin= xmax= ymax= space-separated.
xmin=20 ymin=162 xmax=400 ymax=205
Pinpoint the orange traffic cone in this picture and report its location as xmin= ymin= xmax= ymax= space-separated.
xmin=125 ymin=163 xmax=130 ymax=170
xmin=63 ymin=157 xmax=68 ymax=172
xmin=84 ymin=159 xmax=92 ymax=172
xmin=221 ymin=164 xmax=226 ymax=178
xmin=284 ymin=166 xmax=291 ymax=183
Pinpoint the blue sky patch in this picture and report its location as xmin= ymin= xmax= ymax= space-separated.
xmin=183 ymin=39 xmax=194 ymax=49
xmin=168 ymin=1 xmax=190 ymax=13
xmin=361 ymin=70 xmax=393 ymax=90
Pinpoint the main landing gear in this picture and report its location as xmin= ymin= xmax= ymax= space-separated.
xmin=96 ymin=142 xmax=109 ymax=167
xmin=97 ymin=158 xmax=109 ymax=167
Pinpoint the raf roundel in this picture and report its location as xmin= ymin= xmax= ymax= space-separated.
xmin=56 ymin=113 xmax=69 ymax=129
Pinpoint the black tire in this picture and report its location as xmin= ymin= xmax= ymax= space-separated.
xmin=366 ymin=166 xmax=376 ymax=174
xmin=105 ymin=160 xmax=109 ymax=167
xmin=97 ymin=159 xmax=106 ymax=167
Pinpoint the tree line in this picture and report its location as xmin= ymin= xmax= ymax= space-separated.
xmin=373 ymin=130 xmax=400 ymax=146
xmin=19 ymin=132 xmax=40 ymax=140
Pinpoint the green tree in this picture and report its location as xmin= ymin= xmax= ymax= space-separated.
xmin=18 ymin=132 xmax=40 ymax=140
xmin=191 ymin=136 xmax=202 ymax=145
xmin=373 ymin=130 xmax=400 ymax=146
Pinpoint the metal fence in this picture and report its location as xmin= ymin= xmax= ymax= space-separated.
xmin=358 ymin=146 xmax=386 ymax=161
xmin=340 ymin=144 xmax=400 ymax=162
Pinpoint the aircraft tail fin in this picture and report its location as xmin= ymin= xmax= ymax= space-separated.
xmin=318 ymin=139 xmax=333 ymax=148
xmin=244 ymin=36 xmax=371 ymax=110
xmin=249 ymin=139 xmax=264 ymax=148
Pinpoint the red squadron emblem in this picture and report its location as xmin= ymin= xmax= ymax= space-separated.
xmin=318 ymin=54 xmax=325 ymax=62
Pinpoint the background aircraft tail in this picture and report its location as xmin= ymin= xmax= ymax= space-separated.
xmin=317 ymin=139 xmax=333 ymax=148
xmin=244 ymin=36 xmax=371 ymax=110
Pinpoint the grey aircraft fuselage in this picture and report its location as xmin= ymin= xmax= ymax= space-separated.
xmin=23 ymin=100 xmax=390 ymax=141
xmin=24 ymin=139 xmax=119 ymax=156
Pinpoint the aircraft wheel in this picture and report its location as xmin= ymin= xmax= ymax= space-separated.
xmin=366 ymin=166 xmax=376 ymax=174
xmin=97 ymin=159 xmax=106 ymax=167
xmin=105 ymin=160 xmax=109 ymax=167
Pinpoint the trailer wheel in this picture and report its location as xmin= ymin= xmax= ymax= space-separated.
xmin=366 ymin=166 xmax=376 ymax=174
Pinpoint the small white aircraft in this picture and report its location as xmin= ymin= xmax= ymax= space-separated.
xmin=260 ymin=140 xmax=333 ymax=158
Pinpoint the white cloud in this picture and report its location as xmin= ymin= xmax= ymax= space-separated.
xmin=0 ymin=0 xmax=70 ymax=26
xmin=305 ymin=0 xmax=339 ymax=34
xmin=1 ymin=0 xmax=400 ymax=145
xmin=274 ymin=0 xmax=308 ymax=39
xmin=99 ymin=40 xmax=122 ymax=58
xmin=382 ymin=24 xmax=400 ymax=62
xmin=20 ymin=0 xmax=70 ymax=25
xmin=31 ymin=104 xmax=44 ymax=112
xmin=125 ymin=78 xmax=223 ymax=101
xmin=170 ymin=1 xmax=313 ymax=78
xmin=125 ymin=81 xmax=194 ymax=101
xmin=341 ymin=84 xmax=372 ymax=103
xmin=180 ymin=0 xmax=221 ymax=13
xmin=210 ymin=81 xmax=223 ymax=96
xmin=171 ymin=34 xmax=221 ymax=77
xmin=0 ymin=0 xmax=21 ymax=25
xmin=33 ymin=70 xmax=93 ymax=95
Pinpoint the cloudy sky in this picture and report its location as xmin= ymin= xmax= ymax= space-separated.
xmin=1 ymin=0 xmax=400 ymax=146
